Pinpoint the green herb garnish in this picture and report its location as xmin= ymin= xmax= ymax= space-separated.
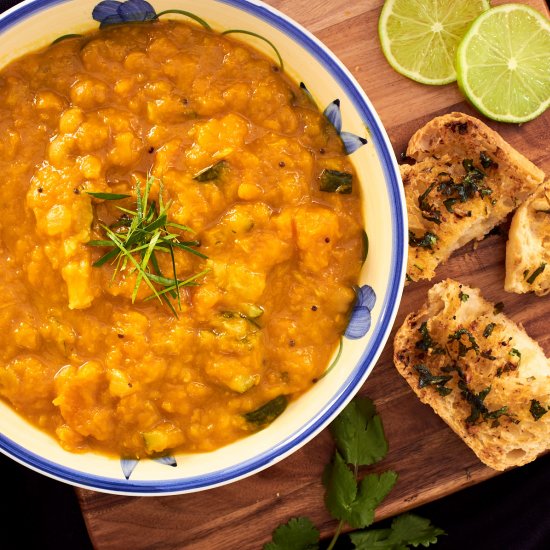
xmin=87 ymin=176 xmax=208 ymax=315
xmin=264 ymin=396 xmax=444 ymax=550
xmin=86 ymin=191 xmax=132 ymax=200
xmin=330 ymin=397 xmax=388 ymax=467
xmin=264 ymin=518 xmax=319 ymax=550
xmin=459 ymin=291 xmax=469 ymax=302
xmin=479 ymin=151 xmax=495 ymax=169
xmin=526 ymin=262 xmax=546 ymax=285
xmin=483 ymin=323 xmax=496 ymax=338
xmin=437 ymin=159 xmax=492 ymax=206
xmin=413 ymin=364 xmax=452 ymax=396
xmin=458 ymin=381 xmax=508 ymax=425
xmin=418 ymin=182 xmax=442 ymax=225
xmin=319 ymin=169 xmax=353 ymax=194
xmin=448 ymin=328 xmax=479 ymax=356
xmin=415 ymin=322 xmax=445 ymax=355
xmin=409 ymin=230 xmax=437 ymax=249
xmin=443 ymin=197 xmax=458 ymax=213
xmin=349 ymin=514 xmax=446 ymax=549
xmin=529 ymin=399 xmax=548 ymax=421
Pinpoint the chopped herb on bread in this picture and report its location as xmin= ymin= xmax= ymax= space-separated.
xmin=505 ymin=182 xmax=550 ymax=296
xmin=393 ymin=279 xmax=550 ymax=471
xmin=402 ymin=112 xmax=545 ymax=281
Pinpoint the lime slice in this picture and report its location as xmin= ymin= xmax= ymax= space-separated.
xmin=378 ymin=0 xmax=490 ymax=85
xmin=456 ymin=4 xmax=550 ymax=123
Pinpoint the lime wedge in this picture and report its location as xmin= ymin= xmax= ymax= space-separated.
xmin=456 ymin=4 xmax=550 ymax=123
xmin=378 ymin=0 xmax=490 ymax=85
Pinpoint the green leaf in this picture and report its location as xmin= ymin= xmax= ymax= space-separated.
xmin=171 ymin=241 xmax=208 ymax=259
xmin=91 ymin=248 xmax=118 ymax=267
xmin=86 ymin=192 xmax=131 ymax=200
xmin=87 ymin=240 xmax=116 ymax=247
xmin=263 ymin=517 xmax=319 ymax=550
xmin=330 ymin=397 xmax=388 ymax=467
xmin=324 ymin=451 xmax=359 ymax=524
xmin=349 ymin=514 xmax=445 ymax=549
xmin=349 ymin=528 xmax=405 ymax=550
xmin=324 ymin=452 xmax=397 ymax=529
xmin=389 ymin=514 xmax=446 ymax=547
xmin=353 ymin=471 xmax=398 ymax=528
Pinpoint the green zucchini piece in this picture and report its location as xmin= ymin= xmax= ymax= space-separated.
xmin=244 ymin=395 xmax=288 ymax=427
xmin=193 ymin=160 xmax=227 ymax=182
xmin=319 ymin=169 xmax=352 ymax=194
xmin=227 ymin=373 xmax=260 ymax=394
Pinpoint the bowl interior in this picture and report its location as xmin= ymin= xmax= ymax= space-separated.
xmin=0 ymin=0 xmax=405 ymax=495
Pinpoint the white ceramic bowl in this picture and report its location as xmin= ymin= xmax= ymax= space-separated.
xmin=0 ymin=0 xmax=406 ymax=495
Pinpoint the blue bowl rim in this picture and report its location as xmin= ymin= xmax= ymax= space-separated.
xmin=0 ymin=0 xmax=406 ymax=495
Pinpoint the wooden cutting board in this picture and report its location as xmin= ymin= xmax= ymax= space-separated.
xmin=76 ymin=1 xmax=550 ymax=548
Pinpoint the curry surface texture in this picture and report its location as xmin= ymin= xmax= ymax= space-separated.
xmin=0 ymin=21 xmax=364 ymax=458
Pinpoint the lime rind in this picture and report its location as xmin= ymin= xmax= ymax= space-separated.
xmin=456 ymin=3 xmax=550 ymax=123
xmin=379 ymin=0 xmax=490 ymax=85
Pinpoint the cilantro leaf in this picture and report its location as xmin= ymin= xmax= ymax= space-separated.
xmin=389 ymin=514 xmax=446 ymax=547
xmin=323 ymin=451 xmax=359 ymax=523
xmin=349 ymin=514 xmax=445 ymax=549
xmin=263 ymin=517 xmax=319 ymax=550
xmin=349 ymin=528 xmax=407 ymax=550
xmin=330 ymin=396 xmax=388 ymax=467
xmin=324 ymin=451 xmax=398 ymax=529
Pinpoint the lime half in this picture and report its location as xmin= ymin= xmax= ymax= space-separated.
xmin=378 ymin=0 xmax=490 ymax=85
xmin=457 ymin=4 xmax=550 ymax=123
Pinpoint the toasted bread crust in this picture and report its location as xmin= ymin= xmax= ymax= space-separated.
xmin=505 ymin=182 xmax=550 ymax=296
xmin=393 ymin=279 xmax=550 ymax=471
xmin=403 ymin=113 xmax=545 ymax=282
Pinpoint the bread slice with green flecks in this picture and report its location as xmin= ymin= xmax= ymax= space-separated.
xmin=402 ymin=112 xmax=545 ymax=282
xmin=505 ymin=181 xmax=550 ymax=296
xmin=393 ymin=278 xmax=550 ymax=471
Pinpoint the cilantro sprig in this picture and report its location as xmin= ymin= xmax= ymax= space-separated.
xmin=264 ymin=396 xmax=444 ymax=550
xmin=87 ymin=175 xmax=209 ymax=315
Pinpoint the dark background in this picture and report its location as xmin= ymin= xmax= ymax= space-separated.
xmin=0 ymin=0 xmax=548 ymax=548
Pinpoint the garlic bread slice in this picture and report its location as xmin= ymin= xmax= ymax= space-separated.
xmin=505 ymin=182 xmax=550 ymax=296
xmin=403 ymin=112 xmax=545 ymax=281
xmin=394 ymin=279 xmax=550 ymax=471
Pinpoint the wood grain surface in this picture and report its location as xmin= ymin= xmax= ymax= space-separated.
xmin=76 ymin=1 xmax=550 ymax=548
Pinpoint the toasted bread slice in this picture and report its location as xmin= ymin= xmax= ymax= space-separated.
xmin=505 ymin=182 xmax=550 ymax=296
xmin=403 ymin=113 xmax=545 ymax=281
xmin=394 ymin=279 xmax=550 ymax=471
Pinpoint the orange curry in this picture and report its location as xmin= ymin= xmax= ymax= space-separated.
xmin=0 ymin=20 xmax=363 ymax=458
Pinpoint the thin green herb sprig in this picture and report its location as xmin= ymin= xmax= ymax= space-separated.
xmin=87 ymin=176 xmax=209 ymax=315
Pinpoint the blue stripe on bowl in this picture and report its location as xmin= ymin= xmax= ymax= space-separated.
xmin=0 ymin=0 xmax=406 ymax=495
